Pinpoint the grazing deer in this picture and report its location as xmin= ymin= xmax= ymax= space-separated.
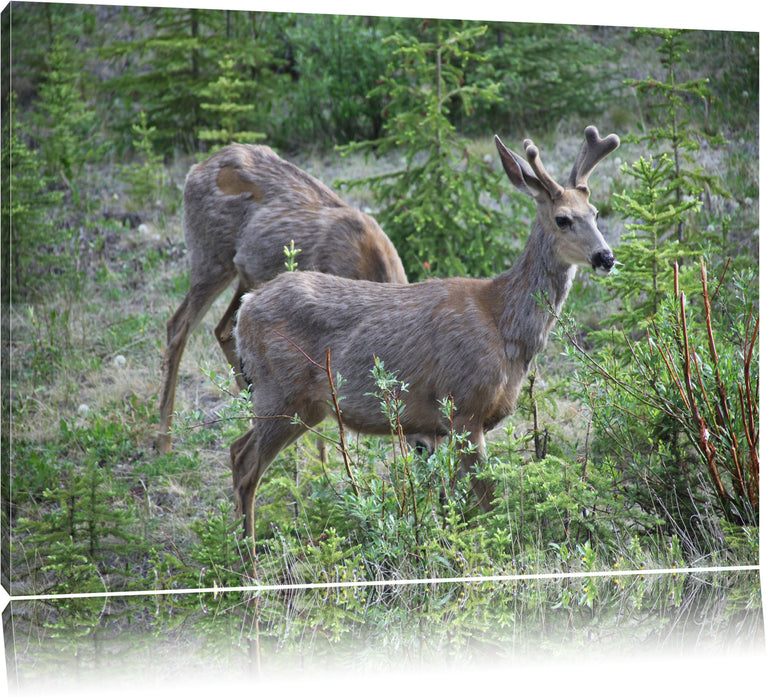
xmin=156 ymin=143 xmax=409 ymax=454
xmin=231 ymin=126 xmax=619 ymax=546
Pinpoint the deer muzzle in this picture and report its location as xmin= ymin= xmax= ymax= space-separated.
xmin=591 ymin=249 xmax=616 ymax=276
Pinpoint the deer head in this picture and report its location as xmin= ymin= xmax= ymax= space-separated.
xmin=495 ymin=126 xmax=619 ymax=277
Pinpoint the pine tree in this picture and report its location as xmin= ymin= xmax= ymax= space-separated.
xmin=338 ymin=21 xmax=517 ymax=280
xmin=198 ymin=56 xmax=267 ymax=150
xmin=602 ymin=154 xmax=701 ymax=335
xmin=16 ymin=449 xmax=141 ymax=593
xmin=99 ymin=7 xmax=281 ymax=152
xmin=595 ymin=28 xmax=728 ymax=339
xmin=32 ymin=39 xmax=100 ymax=210
xmin=1 ymin=94 xmax=64 ymax=301
xmin=118 ymin=110 xmax=169 ymax=213
xmin=626 ymin=28 xmax=727 ymax=246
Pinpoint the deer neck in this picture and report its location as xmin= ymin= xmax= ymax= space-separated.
xmin=495 ymin=222 xmax=575 ymax=370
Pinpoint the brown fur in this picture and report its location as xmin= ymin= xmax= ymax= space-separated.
xmin=231 ymin=127 xmax=620 ymax=547
xmin=156 ymin=143 xmax=408 ymax=453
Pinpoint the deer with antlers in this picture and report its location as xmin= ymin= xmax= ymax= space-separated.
xmin=231 ymin=126 xmax=619 ymax=545
xmin=156 ymin=143 xmax=409 ymax=454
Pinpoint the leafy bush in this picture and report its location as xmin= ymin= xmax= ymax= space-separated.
xmin=252 ymin=360 xmax=479 ymax=579
xmin=565 ymin=261 xmax=758 ymax=545
xmin=278 ymin=14 xmax=397 ymax=147
xmin=486 ymin=453 xmax=650 ymax=553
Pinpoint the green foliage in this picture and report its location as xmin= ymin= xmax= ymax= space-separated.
xmin=279 ymin=14 xmax=398 ymax=146
xmin=250 ymin=359 xmax=480 ymax=580
xmin=99 ymin=8 xmax=283 ymax=151
xmin=118 ymin=110 xmax=169 ymax=213
xmin=38 ymin=536 xmax=105 ymax=597
xmin=58 ymin=412 xmax=139 ymax=468
xmin=625 ymin=28 xmax=727 ymax=244
xmin=487 ymin=451 xmax=651 ymax=553
xmin=469 ymin=23 xmax=620 ymax=134
xmin=17 ymin=305 xmax=75 ymax=387
xmin=189 ymin=501 xmax=254 ymax=589
xmin=595 ymin=29 xmax=733 ymax=341
xmin=135 ymin=451 xmax=200 ymax=481
xmin=567 ymin=26 xmax=759 ymax=554
xmin=170 ymin=367 xmax=254 ymax=449
xmin=566 ymin=262 xmax=759 ymax=542
xmin=697 ymin=32 xmax=758 ymax=132
xmin=197 ymin=55 xmax=267 ymax=149
xmin=283 ymin=239 xmax=301 ymax=272
xmin=338 ymin=20 xmax=517 ymax=279
xmin=4 ymin=7 xmax=759 ymax=602
xmin=32 ymin=39 xmax=101 ymax=210
xmin=16 ymin=454 xmax=140 ymax=579
xmin=10 ymin=404 xmax=146 ymax=509
xmin=1 ymin=95 xmax=64 ymax=301
xmin=718 ymin=520 xmax=759 ymax=563
xmin=513 ymin=368 xmax=572 ymax=462
xmin=602 ymin=154 xmax=703 ymax=334
xmin=98 ymin=8 xmax=213 ymax=151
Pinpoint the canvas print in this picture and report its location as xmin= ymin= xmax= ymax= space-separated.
xmin=1 ymin=1 xmax=763 ymax=694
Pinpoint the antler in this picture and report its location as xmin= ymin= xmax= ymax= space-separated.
xmin=566 ymin=125 xmax=620 ymax=192
xmin=523 ymin=139 xmax=564 ymax=200
xmin=496 ymin=127 xmax=618 ymax=200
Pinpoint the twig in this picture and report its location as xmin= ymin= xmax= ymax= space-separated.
xmin=269 ymin=330 xmax=359 ymax=497
xmin=324 ymin=348 xmax=359 ymax=497
xmin=675 ymin=272 xmax=729 ymax=509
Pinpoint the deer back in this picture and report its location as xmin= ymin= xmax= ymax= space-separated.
xmin=183 ymin=143 xmax=408 ymax=285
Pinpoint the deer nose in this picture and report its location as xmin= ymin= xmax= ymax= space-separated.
xmin=591 ymin=249 xmax=615 ymax=273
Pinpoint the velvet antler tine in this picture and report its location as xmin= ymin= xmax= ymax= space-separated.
xmin=523 ymin=139 xmax=564 ymax=200
xmin=567 ymin=125 xmax=620 ymax=191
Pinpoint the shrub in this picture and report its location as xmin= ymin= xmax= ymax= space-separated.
xmin=278 ymin=14 xmax=397 ymax=146
xmin=564 ymin=260 xmax=758 ymax=549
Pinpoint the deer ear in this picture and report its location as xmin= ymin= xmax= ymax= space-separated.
xmin=494 ymin=135 xmax=542 ymax=197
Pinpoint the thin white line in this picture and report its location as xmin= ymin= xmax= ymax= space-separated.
xmin=4 ymin=564 xmax=759 ymax=604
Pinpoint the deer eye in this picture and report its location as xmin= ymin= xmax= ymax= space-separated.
xmin=555 ymin=215 xmax=572 ymax=230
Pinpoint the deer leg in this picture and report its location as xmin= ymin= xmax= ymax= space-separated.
xmin=454 ymin=423 xmax=496 ymax=513
xmin=231 ymin=407 xmax=324 ymax=553
xmin=156 ymin=273 xmax=234 ymax=454
xmin=157 ymin=295 xmax=196 ymax=454
xmin=214 ymin=282 xmax=250 ymax=390
xmin=469 ymin=467 xmax=496 ymax=512
xmin=230 ymin=428 xmax=263 ymax=545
